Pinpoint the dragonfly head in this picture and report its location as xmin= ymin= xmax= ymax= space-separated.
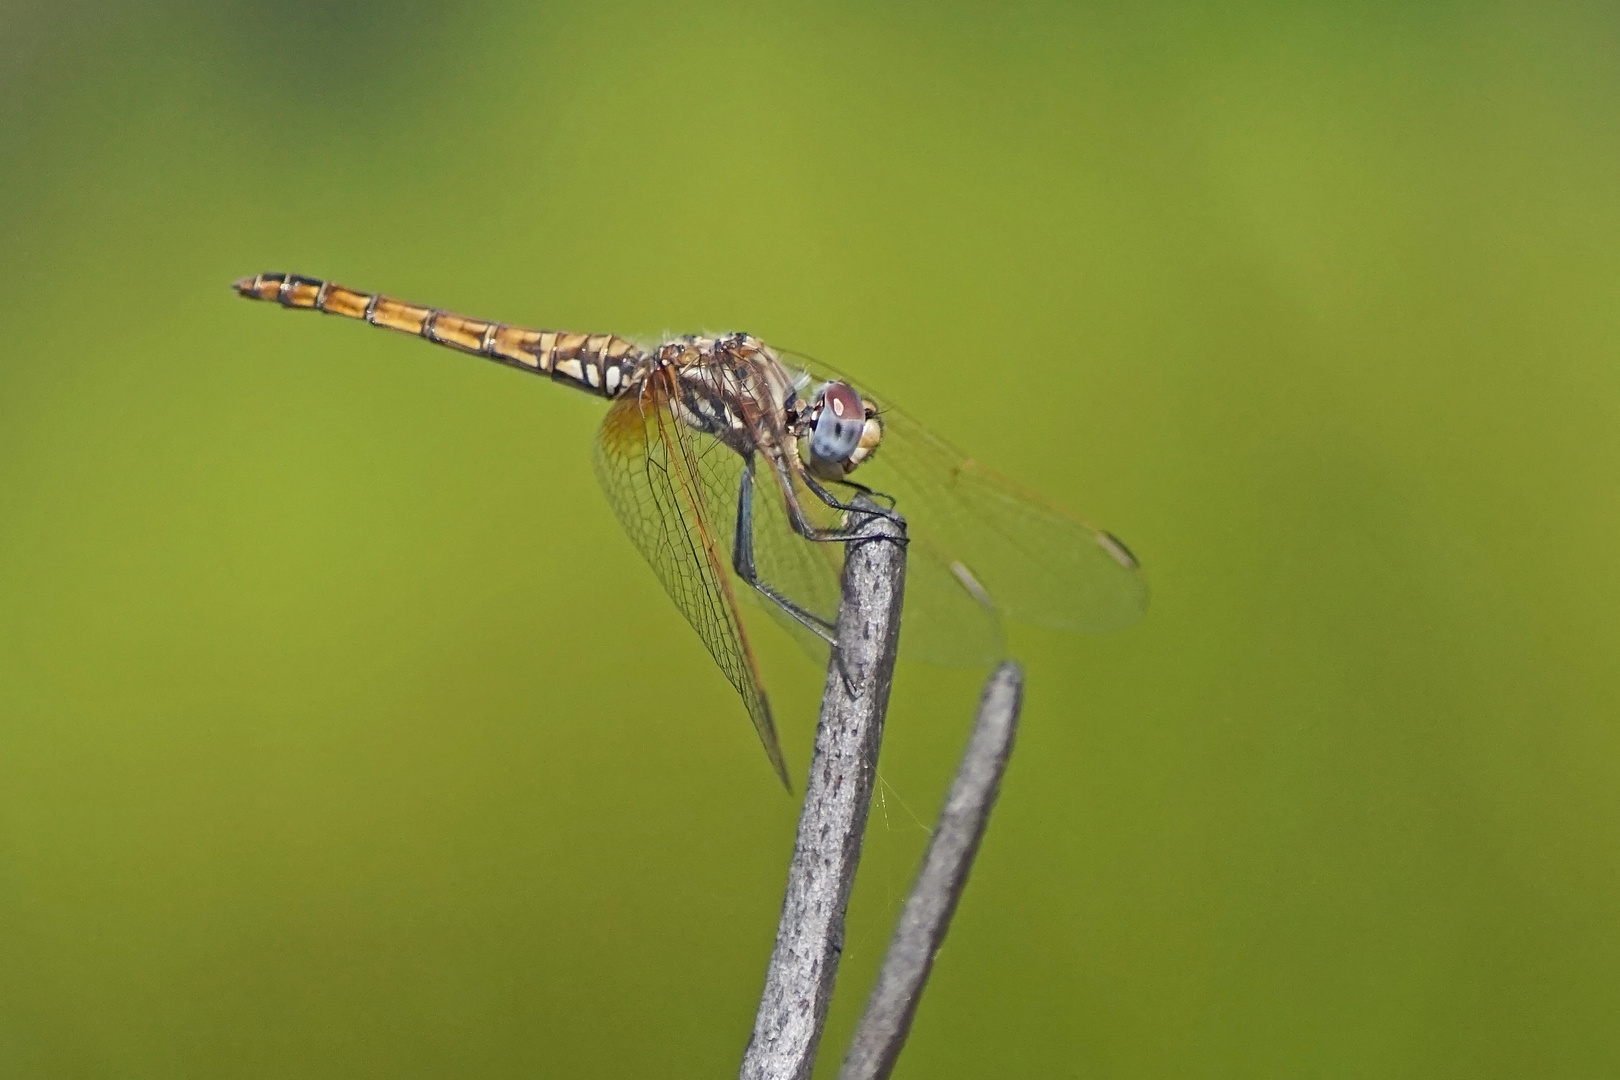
xmin=800 ymin=380 xmax=883 ymax=480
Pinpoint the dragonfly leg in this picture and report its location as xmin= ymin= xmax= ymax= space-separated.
xmin=779 ymin=497 xmax=889 ymax=545
xmin=758 ymin=452 xmax=907 ymax=546
xmin=733 ymin=458 xmax=838 ymax=646
xmin=801 ymin=470 xmax=905 ymax=525
xmin=830 ymin=477 xmax=899 ymax=510
xmin=794 ymin=471 xmax=909 ymax=541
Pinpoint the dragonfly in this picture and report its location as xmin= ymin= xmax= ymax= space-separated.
xmin=234 ymin=273 xmax=1148 ymax=786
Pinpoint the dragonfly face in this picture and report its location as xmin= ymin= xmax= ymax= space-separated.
xmin=234 ymin=273 xmax=1148 ymax=788
xmin=795 ymin=380 xmax=884 ymax=481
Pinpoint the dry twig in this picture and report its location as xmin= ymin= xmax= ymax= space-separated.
xmin=739 ymin=501 xmax=907 ymax=1080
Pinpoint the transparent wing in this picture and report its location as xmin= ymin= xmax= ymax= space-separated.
xmin=867 ymin=407 xmax=1148 ymax=628
xmin=592 ymin=370 xmax=791 ymax=787
xmin=887 ymin=531 xmax=1008 ymax=667
xmin=596 ymin=348 xmax=1135 ymax=683
xmin=783 ymin=354 xmax=1149 ymax=652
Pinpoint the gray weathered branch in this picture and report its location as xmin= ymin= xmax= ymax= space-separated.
xmin=739 ymin=502 xmax=908 ymax=1080
xmin=839 ymin=661 xmax=1024 ymax=1080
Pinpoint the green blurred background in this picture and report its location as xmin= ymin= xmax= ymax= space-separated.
xmin=2 ymin=1 xmax=1618 ymax=1076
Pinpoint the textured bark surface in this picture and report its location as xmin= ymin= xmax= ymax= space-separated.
xmin=739 ymin=504 xmax=907 ymax=1080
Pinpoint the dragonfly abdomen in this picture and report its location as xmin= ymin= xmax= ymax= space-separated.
xmin=233 ymin=273 xmax=646 ymax=398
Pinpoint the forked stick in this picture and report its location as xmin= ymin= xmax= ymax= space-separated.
xmin=738 ymin=487 xmax=1026 ymax=1080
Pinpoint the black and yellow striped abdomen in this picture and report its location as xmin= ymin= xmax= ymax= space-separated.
xmin=234 ymin=273 xmax=647 ymax=398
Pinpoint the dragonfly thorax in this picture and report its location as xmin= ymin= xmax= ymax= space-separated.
xmin=656 ymin=334 xmax=791 ymax=443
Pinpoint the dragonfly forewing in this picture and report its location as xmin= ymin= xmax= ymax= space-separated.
xmin=871 ymin=407 xmax=1149 ymax=631
xmin=593 ymin=369 xmax=791 ymax=787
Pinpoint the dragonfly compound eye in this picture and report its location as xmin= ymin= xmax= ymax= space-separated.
xmin=805 ymin=381 xmax=871 ymax=476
